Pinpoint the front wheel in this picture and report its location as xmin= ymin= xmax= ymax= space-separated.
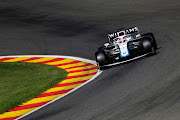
xmin=95 ymin=50 xmax=106 ymax=66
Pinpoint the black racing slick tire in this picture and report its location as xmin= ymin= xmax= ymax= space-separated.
xmin=142 ymin=33 xmax=157 ymax=50
xmin=95 ymin=50 xmax=106 ymax=66
xmin=142 ymin=37 xmax=156 ymax=55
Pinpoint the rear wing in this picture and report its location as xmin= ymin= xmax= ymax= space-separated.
xmin=108 ymin=26 xmax=141 ymax=42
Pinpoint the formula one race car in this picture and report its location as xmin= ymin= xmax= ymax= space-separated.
xmin=95 ymin=26 xmax=157 ymax=70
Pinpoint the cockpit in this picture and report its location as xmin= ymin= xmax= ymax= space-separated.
xmin=113 ymin=36 xmax=128 ymax=44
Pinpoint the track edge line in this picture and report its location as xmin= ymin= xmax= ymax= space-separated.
xmin=1 ymin=55 xmax=102 ymax=120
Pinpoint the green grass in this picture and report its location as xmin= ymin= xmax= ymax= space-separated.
xmin=0 ymin=62 xmax=68 ymax=114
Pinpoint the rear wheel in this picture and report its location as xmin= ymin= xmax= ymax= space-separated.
xmin=142 ymin=37 xmax=156 ymax=55
xmin=142 ymin=33 xmax=157 ymax=50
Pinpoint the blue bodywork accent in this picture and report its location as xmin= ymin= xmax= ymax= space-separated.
xmin=120 ymin=48 xmax=130 ymax=58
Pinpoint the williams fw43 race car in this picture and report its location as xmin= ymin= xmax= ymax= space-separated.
xmin=95 ymin=26 xmax=157 ymax=70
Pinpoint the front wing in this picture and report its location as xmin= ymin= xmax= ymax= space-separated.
xmin=99 ymin=53 xmax=149 ymax=67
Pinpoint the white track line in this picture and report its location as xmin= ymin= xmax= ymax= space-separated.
xmin=0 ymin=55 xmax=102 ymax=120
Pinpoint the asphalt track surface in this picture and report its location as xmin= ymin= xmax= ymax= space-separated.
xmin=0 ymin=0 xmax=180 ymax=120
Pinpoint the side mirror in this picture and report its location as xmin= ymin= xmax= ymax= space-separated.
xmin=136 ymin=34 xmax=141 ymax=39
xmin=104 ymin=43 xmax=110 ymax=47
